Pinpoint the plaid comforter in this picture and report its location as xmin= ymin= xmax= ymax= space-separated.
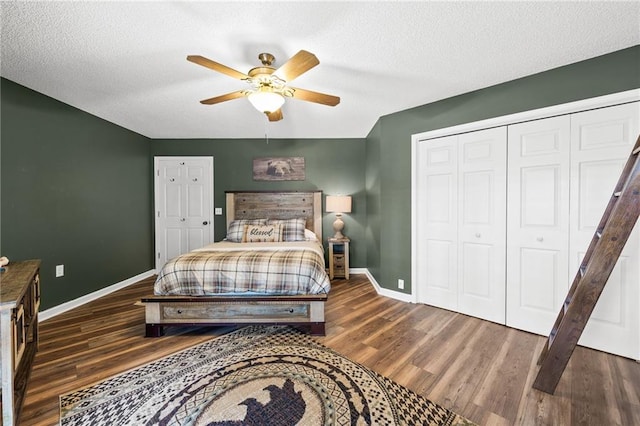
xmin=154 ymin=241 xmax=331 ymax=296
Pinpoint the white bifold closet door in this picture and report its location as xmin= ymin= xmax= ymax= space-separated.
xmin=570 ymin=103 xmax=640 ymax=359
xmin=506 ymin=116 xmax=571 ymax=335
xmin=416 ymin=127 xmax=507 ymax=323
xmin=506 ymin=102 xmax=639 ymax=359
xmin=416 ymin=135 xmax=458 ymax=312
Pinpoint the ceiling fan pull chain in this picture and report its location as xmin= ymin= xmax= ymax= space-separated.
xmin=264 ymin=117 xmax=269 ymax=144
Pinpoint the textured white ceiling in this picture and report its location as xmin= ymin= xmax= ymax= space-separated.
xmin=1 ymin=1 xmax=639 ymax=139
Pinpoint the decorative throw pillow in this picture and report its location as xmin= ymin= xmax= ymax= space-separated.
xmin=267 ymin=217 xmax=307 ymax=242
xmin=242 ymin=224 xmax=283 ymax=243
xmin=226 ymin=219 xmax=267 ymax=242
xmin=304 ymin=228 xmax=318 ymax=241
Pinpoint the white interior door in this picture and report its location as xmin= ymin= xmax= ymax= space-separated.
xmin=416 ymin=135 xmax=459 ymax=311
xmin=570 ymin=102 xmax=640 ymax=359
xmin=457 ymin=127 xmax=507 ymax=323
xmin=506 ymin=116 xmax=571 ymax=335
xmin=155 ymin=157 xmax=214 ymax=270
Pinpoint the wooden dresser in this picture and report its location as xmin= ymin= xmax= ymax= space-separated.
xmin=1 ymin=260 xmax=41 ymax=426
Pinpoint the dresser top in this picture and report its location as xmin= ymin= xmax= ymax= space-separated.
xmin=0 ymin=259 xmax=41 ymax=310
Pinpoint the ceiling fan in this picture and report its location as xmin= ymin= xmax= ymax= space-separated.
xmin=187 ymin=50 xmax=340 ymax=122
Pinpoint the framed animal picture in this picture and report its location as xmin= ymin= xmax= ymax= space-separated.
xmin=253 ymin=157 xmax=305 ymax=181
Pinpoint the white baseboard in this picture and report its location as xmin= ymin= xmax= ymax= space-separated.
xmin=363 ymin=269 xmax=416 ymax=304
xmin=39 ymin=269 xmax=156 ymax=322
xmin=40 ymin=268 xmax=414 ymax=322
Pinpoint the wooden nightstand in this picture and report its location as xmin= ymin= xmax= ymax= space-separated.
xmin=328 ymin=238 xmax=350 ymax=280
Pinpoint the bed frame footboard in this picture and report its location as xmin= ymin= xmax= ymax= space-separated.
xmin=141 ymin=294 xmax=328 ymax=336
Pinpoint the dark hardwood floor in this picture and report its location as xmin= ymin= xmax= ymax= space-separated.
xmin=18 ymin=274 xmax=640 ymax=425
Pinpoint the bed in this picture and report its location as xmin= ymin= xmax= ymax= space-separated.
xmin=142 ymin=190 xmax=330 ymax=336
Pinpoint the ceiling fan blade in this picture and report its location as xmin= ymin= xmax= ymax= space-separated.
xmin=267 ymin=109 xmax=283 ymax=122
xmin=187 ymin=55 xmax=250 ymax=80
xmin=200 ymin=90 xmax=247 ymax=105
xmin=290 ymin=87 xmax=340 ymax=106
xmin=274 ymin=50 xmax=319 ymax=82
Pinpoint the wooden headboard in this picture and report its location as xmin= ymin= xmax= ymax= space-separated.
xmin=225 ymin=191 xmax=323 ymax=237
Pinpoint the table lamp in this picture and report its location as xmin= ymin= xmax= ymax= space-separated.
xmin=326 ymin=195 xmax=352 ymax=239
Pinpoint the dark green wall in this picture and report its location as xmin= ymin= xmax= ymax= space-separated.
xmin=1 ymin=78 xmax=153 ymax=310
xmin=150 ymin=138 xmax=367 ymax=267
xmin=367 ymin=45 xmax=640 ymax=294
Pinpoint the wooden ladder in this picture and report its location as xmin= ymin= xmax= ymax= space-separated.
xmin=533 ymin=134 xmax=640 ymax=395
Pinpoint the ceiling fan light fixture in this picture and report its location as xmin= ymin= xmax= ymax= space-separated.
xmin=247 ymin=89 xmax=285 ymax=114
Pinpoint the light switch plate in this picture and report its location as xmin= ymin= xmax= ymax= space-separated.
xmin=215 ymin=208 xmax=223 ymax=215
xmin=56 ymin=264 xmax=64 ymax=277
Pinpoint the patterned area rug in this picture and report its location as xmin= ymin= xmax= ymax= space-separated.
xmin=60 ymin=326 xmax=474 ymax=425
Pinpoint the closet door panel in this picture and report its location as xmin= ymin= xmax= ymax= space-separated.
xmin=460 ymin=242 xmax=492 ymax=297
xmin=577 ymin=160 xmax=625 ymax=226
xmin=506 ymin=116 xmax=570 ymax=335
xmin=519 ymin=248 xmax=560 ymax=309
xmin=457 ymin=128 xmax=507 ymax=323
xmin=416 ymin=136 xmax=458 ymax=310
xmin=571 ymin=102 xmax=640 ymax=359
xmin=520 ymin=166 xmax=560 ymax=226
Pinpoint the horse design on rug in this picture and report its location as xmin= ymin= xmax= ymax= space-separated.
xmin=210 ymin=378 xmax=306 ymax=426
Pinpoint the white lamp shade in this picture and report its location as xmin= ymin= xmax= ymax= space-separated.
xmin=248 ymin=90 xmax=285 ymax=113
xmin=326 ymin=195 xmax=352 ymax=213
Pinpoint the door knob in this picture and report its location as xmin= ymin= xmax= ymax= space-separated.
xmin=203 ymin=221 xmax=209 ymax=225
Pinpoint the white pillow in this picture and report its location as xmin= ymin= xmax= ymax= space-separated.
xmin=304 ymin=228 xmax=318 ymax=241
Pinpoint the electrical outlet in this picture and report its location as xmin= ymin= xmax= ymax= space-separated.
xmin=215 ymin=207 xmax=223 ymax=215
xmin=398 ymin=279 xmax=404 ymax=289
xmin=56 ymin=264 xmax=64 ymax=277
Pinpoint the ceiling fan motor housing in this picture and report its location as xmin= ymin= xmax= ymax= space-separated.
xmin=258 ymin=52 xmax=275 ymax=66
